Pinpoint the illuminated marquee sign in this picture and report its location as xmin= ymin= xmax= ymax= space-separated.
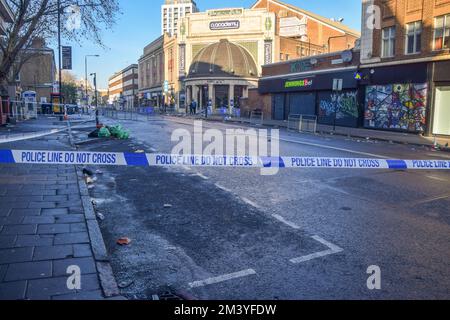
xmin=207 ymin=9 xmax=243 ymax=17
xmin=284 ymin=79 xmax=313 ymax=89
xmin=209 ymin=20 xmax=240 ymax=30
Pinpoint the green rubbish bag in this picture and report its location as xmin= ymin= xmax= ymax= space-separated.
xmin=98 ymin=127 xmax=111 ymax=138
xmin=109 ymin=125 xmax=130 ymax=140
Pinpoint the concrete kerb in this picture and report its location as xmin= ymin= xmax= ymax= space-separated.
xmin=76 ymin=167 xmax=121 ymax=298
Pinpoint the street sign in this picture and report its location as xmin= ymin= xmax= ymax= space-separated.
xmin=62 ymin=46 xmax=72 ymax=70
xmin=354 ymin=72 xmax=362 ymax=80
xmin=333 ymin=78 xmax=343 ymax=91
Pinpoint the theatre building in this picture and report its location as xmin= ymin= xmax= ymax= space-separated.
xmin=176 ymin=2 xmax=359 ymax=112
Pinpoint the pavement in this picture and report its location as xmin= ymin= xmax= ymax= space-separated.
xmin=0 ymin=117 xmax=121 ymax=300
xmin=68 ymin=111 xmax=450 ymax=300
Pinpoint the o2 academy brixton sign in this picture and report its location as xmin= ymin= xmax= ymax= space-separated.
xmin=210 ymin=20 xmax=240 ymax=30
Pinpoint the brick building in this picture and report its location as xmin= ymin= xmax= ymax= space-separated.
xmin=252 ymin=0 xmax=361 ymax=59
xmin=108 ymin=64 xmax=138 ymax=109
xmin=17 ymin=38 xmax=57 ymax=104
xmin=360 ymin=0 xmax=450 ymax=136
xmin=138 ymin=36 xmax=165 ymax=108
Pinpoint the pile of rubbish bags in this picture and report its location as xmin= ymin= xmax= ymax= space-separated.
xmin=97 ymin=125 xmax=130 ymax=140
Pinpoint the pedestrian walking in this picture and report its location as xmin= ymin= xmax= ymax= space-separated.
xmin=193 ymin=100 xmax=197 ymax=115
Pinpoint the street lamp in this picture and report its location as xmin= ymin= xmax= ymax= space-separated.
xmin=85 ymin=55 xmax=99 ymax=106
xmin=90 ymin=73 xmax=99 ymax=126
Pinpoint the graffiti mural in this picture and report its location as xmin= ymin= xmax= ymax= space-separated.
xmin=318 ymin=90 xmax=359 ymax=127
xmin=364 ymin=83 xmax=427 ymax=132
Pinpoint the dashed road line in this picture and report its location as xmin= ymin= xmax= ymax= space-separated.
xmin=290 ymin=236 xmax=343 ymax=264
xmin=189 ymin=269 xmax=257 ymax=288
xmin=241 ymin=197 xmax=261 ymax=209
xmin=194 ymin=172 xmax=209 ymax=180
xmin=271 ymin=214 xmax=301 ymax=230
xmin=214 ymin=183 xmax=232 ymax=193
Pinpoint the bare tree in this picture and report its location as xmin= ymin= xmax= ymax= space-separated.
xmin=0 ymin=0 xmax=120 ymax=95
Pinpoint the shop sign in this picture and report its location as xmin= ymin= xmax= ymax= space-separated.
xmin=210 ymin=20 xmax=240 ymax=31
xmin=207 ymin=9 xmax=243 ymax=17
xmin=179 ymin=44 xmax=186 ymax=75
xmin=284 ymin=78 xmax=313 ymax=89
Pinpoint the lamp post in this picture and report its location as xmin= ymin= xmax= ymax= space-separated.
xmin=57 ymin=0 xmax=61 ymax=106
xmin=85 ymin=55 xmax=99 ymax=106
xmin=90 ymin=73 xmax=99 ymax=126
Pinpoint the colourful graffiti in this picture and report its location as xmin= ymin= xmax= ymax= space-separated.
xmin=319 ymin=91 xmax=359 ymax=127
xmin=364 ymin=83 xmax=427 ymax=132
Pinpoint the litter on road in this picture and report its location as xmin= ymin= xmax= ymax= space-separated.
xmin=117 ymin=237 xmax=132 ymax=246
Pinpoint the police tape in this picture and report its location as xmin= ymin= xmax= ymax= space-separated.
xmin=0 ymin=149 xmax=449 ymax=170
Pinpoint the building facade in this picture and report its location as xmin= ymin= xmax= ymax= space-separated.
xmin=0 ymin=0 xmax=14 ymax=125
xmin=108 ymin=64 xmax=138 ymax=109
xmin=252 ymin=0 xmax=361 ymax=58
xmin=359 ymin=0 xmax=450 ymax=136
xmin=162 ymin=0 xmax=199 ymax=36
xmin=138 ymin=36 xmax=165 ymax=107
xmin=18 ymin=38 xmax=56 ymax=104
xmin=176 ymin=2 xmax=360 ymax=112
xmin=256 ymin=49 xmax=361 ymax=126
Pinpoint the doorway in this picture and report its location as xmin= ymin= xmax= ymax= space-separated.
xmin=433 ymin=86 xmax=450 ymax=135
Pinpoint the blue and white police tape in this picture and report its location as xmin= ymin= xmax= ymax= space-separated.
xmin=0 ymin=150 xmax=449 ymax=170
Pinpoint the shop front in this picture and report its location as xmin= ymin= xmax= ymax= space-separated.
xmin=431 ymin=60 xmax=450 ymax=136
xmin=259 ymin=68 xmax=360 ymax=127
xmin=359 ymin=63 xmax=429 ymax=134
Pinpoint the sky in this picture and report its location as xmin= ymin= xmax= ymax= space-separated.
xmin=60 ymin=0 xmax=362 ymax=89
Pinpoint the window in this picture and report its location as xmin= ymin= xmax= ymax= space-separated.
xmin=280 ymin=53 xmax=284 ymax=61
xmin=382 ymin=26 xmax=396 ymax=57
xmin=285 ymin=54 xmax=289 ymax=60
xmin=405 ymin=21 xmax=422 ymax=54
xmin=434 ymin=15 xmax=450 ymax=50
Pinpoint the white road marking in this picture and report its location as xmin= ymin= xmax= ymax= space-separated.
xmin=189 ymin=269 xmax=257 ymax=288
xmin=241 ymin=197 xmax=261 ymax=209
xmin=426 ymin=175 xmax=448 ymax=182
xmin=195 ymin=172 xmax=209 ymax=180
xmin=271 ymin=214 xmax=301 ymax=230
xmin=215 ymin=183 xmax=232 ymax=193
xmin=290 ymin=235 xmax=343 ymax=264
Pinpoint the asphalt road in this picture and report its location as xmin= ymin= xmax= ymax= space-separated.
xmin=73 ymin=114 xmax=450 ymax=300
